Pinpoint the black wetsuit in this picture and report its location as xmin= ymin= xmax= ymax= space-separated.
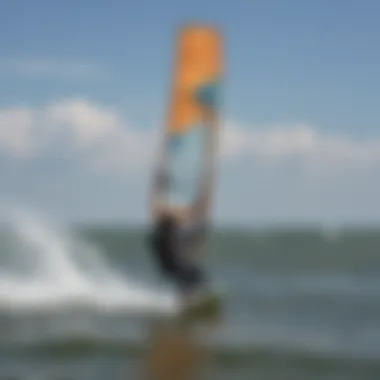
xmin=149 ymin=218 xmax=207 ymax=295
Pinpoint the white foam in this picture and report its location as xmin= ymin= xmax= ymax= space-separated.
xmin=0 ymin=206 xmax=177 ymax=314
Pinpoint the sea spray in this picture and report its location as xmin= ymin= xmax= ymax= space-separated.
xmin=0 ymin=206 xmax=176 ymax=314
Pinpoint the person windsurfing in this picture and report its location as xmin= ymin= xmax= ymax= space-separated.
xmin=148 ymin=32 xmax=220 ymax=304
xmin=147 ymin=26 xmax=222 ymax=317
xmin=148 ymin=106 xmax=217 ymax=306
xmin=148 ymin=196 xmax=210 ymax=304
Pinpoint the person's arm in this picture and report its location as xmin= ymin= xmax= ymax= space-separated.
xmin=190 ymin=221 xmax=209 ymax=251
xmin=151 ymin=169 xmax=192 ymax=224
xmin=149 ymin=138 xmax=171 ymax=219
xmin=150 ymin=175 xmax=163 ymax=219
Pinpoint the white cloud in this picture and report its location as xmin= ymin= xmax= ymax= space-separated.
xmin=0 ymin=107 xmax=35 ymax=157
xmin=0 ymin=99 xmax=155 ymax=172
xmin=222 ymin=122 xmax=380 ymax=169
xmin=0 ymin=99 xmax=380 ymax=175
xmin=0 ymin=58 xmax=106 ymax=80
xmin=1 ymin=99 xmax=380 ymax=223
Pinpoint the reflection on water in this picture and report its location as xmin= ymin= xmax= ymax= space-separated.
xmin=141 ymin=320 xmax=212 ymax=380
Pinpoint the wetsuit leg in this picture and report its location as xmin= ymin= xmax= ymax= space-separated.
xmin=175 ymin=262 xmax=206 ymax=296
xmin=174 ymin=223 xmax=208 ymax=295
xmin=149 ymin=225 xmax=207 ymax=295
xmin=149 ymin=229 xmax=182 ymax=281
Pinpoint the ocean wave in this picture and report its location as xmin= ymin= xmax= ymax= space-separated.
xmin=3 ymin=333 xmax=379 ymax=372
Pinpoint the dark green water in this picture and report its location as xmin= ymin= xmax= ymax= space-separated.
xmin=0 ymin=217 xmax=379 ymax=379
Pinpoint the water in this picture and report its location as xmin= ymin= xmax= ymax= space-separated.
xmin=0 ymin=208 xmax=379 ymax=379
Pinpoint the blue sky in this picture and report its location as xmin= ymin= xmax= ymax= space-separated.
xmin=0 ymin=0 xmax=379 ymax=225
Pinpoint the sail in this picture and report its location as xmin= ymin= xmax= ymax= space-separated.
xmin=151 ymin=24 xmax=223 ymax=223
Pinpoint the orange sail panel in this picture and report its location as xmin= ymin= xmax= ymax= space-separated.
xmin=167 ymin=25 xmax=222 ymax=133
xmin=153 ymin=25 xmax=223 ymax=212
